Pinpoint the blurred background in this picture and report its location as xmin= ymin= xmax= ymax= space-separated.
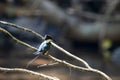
xmin=0 ymin=0 xmax=120 ymax=80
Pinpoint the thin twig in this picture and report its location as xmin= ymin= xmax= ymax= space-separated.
xmin=26 ymin=55 xmax=40 ymax=68
xmin=0 ymin=20 xmax=91 ymax=69
xmin=0 ymin=21 xmax=44 ymax=40
xmin=0 ymin=26 xmax=112 ymax=80
xmin=0 ymin=67 xmax=59 ymax=80
xmin=37 ymin=62 xmax=59 ymax=68
xmin=0 ymin=27 xmax=37 ymax=51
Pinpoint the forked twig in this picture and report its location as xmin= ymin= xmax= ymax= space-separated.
xmin=0 ymin=21 xmax=90 ymax=68
xmin=0 ymin=25 xmax=112 ymax=80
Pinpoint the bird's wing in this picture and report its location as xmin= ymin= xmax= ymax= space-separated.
xmin=38 ymin=41 xmax=47 ymax=52
xmin=33 ymin=41 xmax=48 ymax=55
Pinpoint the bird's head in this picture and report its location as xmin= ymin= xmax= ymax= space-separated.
xmin=44 ymin=35 xmax=54 ymax=42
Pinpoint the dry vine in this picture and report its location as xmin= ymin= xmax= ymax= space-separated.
xmin=0 ymin=21 xmax=112 ymax=80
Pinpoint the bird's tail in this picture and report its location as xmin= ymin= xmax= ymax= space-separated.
xmin=33 ymin=50 xmax=40 ymax=55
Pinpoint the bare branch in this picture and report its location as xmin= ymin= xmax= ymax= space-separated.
xmin=0 ymin=21 xmax=44 ymax=40
xmin=51 ymin=42 xmax=91 ymax=69
xmin=0 ymin=27 xmax=37 ymax=51
xmin=27 ymin=55 xmax=40 ymax=68
xmin=0 ymin=24 xmax=112 ymax=80
xmin=37 ymin=62 xmax=59 ymax=68
xmin=47 ymin=55 xmax=112 ymax=80
xmin=0 ymin=21 xmax=90 ymax=68
xmin=0 ymin=67 xmax=59 ymax=80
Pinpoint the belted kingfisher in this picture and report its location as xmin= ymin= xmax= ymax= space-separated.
xmin=33 ymin=35 xmax=53 ymax=55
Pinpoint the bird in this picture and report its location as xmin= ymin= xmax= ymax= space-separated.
xmin=33 ymin=35 xmax=53 ymax=55
xmin=26 ymin=35 xmax=53 ymax=68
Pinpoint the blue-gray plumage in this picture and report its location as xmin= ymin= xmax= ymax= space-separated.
xmin=33 ymin=39 xmax=52 ymax=55
xmin=27 ymin=35 xmax=53 ymax=67
xmin=33 ymin=34 xmax=53 ymax=55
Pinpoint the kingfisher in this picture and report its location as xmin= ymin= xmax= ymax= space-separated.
xmin=26 ymin=35 xmax=53 ymax=67
xmin=33 ymin=35 xmax=53 ymax=55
